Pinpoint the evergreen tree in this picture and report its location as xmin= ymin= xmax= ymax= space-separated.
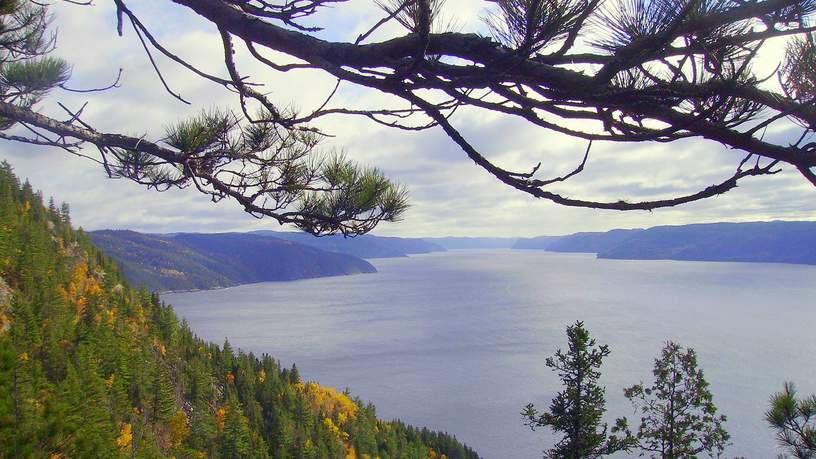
xmin=57 ymin=354 xmax=118 ymax=458
xmin=220 ymin=400 xmax=254 ymax=458
xmin=0 ymin=162 xmax=478 ymax=458
xmin=59 ymin=202 xmax=70 ymax=226
xmin=4 ymin=0 xmax=816 ymax=221
xmin=150 ymin=363 xmax=176 ymax=423
xmin=766 ymin=382 xmax=816 ymax=459
xmin=290 ymin=363 xmax=300 ymax=384
xmin=624 ymin=342 xmax=730 ymax=458
xmin=523 ymin=321 xmax=633 ymax=458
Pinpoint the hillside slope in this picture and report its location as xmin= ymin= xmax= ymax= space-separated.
xmin=423 ymin=237 xmax=518 ymax=249
xmin=544 ymin=228 xmax=644 ymax=253
xmin=513 ymin=221 xmax=816 ymax=266
xmin=90 ymin=230 xmax=376 ymax=292
xmin=252 ymin=230 xmax=446 ymax=258
xmin=0 ymin=162 xmax=479 ymax=458
xmin=598 ymin=221 xmax=816 ymax=265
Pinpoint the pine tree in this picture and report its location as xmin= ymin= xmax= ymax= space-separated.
xmin=0 ymin=162 xmax=478 ymax=459
xmin=624 ymin=342 xmax=730 ymax=458
xmin=766 ymin=382 xmax=816 ymax=459
xmin=59 ymin=202 xmax=70 ymax=226
xmin=151 ymin=364 xmax=176 ymax=423
xmin=0 ymin=165 xmax=17 ymax=276
xmin=0 ymin=336 xmax=16 ymax=451
xmin=290 ymin=363 xmax=300 ymax=384
xmin=523 ymin=321 xmax=633 ymax=458
xmin=220 ymin=400 xmax=253 ymax=458
xmin=57 ymin=352 xmax=118 ymax=458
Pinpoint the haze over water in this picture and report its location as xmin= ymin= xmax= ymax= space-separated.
xmin=165 ymin=250 xmax=816 ymax=458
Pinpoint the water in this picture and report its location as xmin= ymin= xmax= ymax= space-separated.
xmin=164 ymin=250 xmax=816 ymax=458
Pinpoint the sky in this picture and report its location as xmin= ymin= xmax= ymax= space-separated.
xmin=1 ymin=0 xmax=814 ymax=238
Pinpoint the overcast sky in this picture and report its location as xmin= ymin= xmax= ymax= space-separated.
xmin=1 ymin=0 xmax=814 ymax=237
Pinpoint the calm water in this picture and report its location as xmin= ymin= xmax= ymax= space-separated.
xmin=164 ymin=250 xmax=816 ymax=458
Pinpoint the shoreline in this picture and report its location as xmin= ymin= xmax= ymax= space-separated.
xmin=157 ymin=268 xmax=379 ymax=296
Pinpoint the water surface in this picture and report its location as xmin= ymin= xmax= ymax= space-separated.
xmin=165 ymin=250 xmax=816 ymax=458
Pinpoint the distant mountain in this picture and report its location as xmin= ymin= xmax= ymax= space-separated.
xmin=251 ymin=230 xmax=446 ymax=258
xmin=423 ymin=237 xmax=518 ymax=249
xmin=544 ymin=228 xmax=644 ymax=253
xmin=512 ymin=236 xmax=561 ymax=250
xmin=597 ymin=221 xmax=816 ymax=265
xmin=89 ymin=230 xmax=376 ymax=292
xmin=511 ymin=221 xmax=816 ymax=266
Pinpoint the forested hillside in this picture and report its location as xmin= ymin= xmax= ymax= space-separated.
xmin=0 ymin=163 xmax=479 ymax=458
xmin=543 ymin=229 xmax=644 ymax=253
xmin=597 ymin=222 xmax=816 ymax=265
xmin=512 ymin=222 xmax=816 ymax=266
xmin=251 ymin=231 xmax=446 ymax=259
xmin=90 ymin=230 xmax=377 ymax=292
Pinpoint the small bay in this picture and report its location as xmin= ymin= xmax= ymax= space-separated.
xmin=164 ymin=250 xmax=816 ymax=458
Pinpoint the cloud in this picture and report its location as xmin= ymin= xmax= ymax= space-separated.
xmin=0 ymin=0 xmax=813 ymax=238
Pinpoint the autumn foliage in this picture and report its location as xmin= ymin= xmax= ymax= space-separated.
xmin=0 ymin=161 xmax=479 ymax=458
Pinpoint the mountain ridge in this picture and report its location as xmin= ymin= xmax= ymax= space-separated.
xmin=511 ymin=221 xmax=816 ymax=266
xmin=89 ymin=230 xmax=376 ymax=293
xmin=250 ymin=230 xmax=446 ymax=258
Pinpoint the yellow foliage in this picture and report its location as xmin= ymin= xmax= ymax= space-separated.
xmin=49 ymin=453 xmax=63 ymax=459
xmin=215 ymin=407 xmax=226 ymax=430
xmin=86 ymin=280 xmax=103 ymax=297
xmin=24 ymin=397 xmax=43 ymax=412
xmin=115 ymin=423 xmax=133 ymax=451
xmin=169 ymin=410 xmax=190 ymax=449
xmin=65 ymin=263 xmax=106 ymax=324
xmin=126 ymin=318 xmax=143 ymax=338
xmin=258 ymin=368 xmax=266 ymax=384
xmin=18 ymin=352 xmax=28 ymax=362
xmin=345 ymin=445 xmax=358 ymax=459
xmin=152 ymin=337 xmax=167 ymax=357
xmin=0 ymin=312 xmax=10 ymax=336
xmin=105 ymin=374 xmax=115 ymax=389
xmin=159 ymin=268 xmax=186 ymax=278
xmin=324 ymin=417 xmax=347 ymax=440
xmin=296 ymin=382 xmax=358 ymax=423
xmin=132 ymin=303 xmax=146 ymax=324
xmin=105 ymin=308 xmax=116 ymax=327
xmin=0 ymin=291 xmax=11 ymax=335
xmin=66 ymin=264 xmax=87 ymax=299
xmin=72 ymin=297 xmax=86 ymax=325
